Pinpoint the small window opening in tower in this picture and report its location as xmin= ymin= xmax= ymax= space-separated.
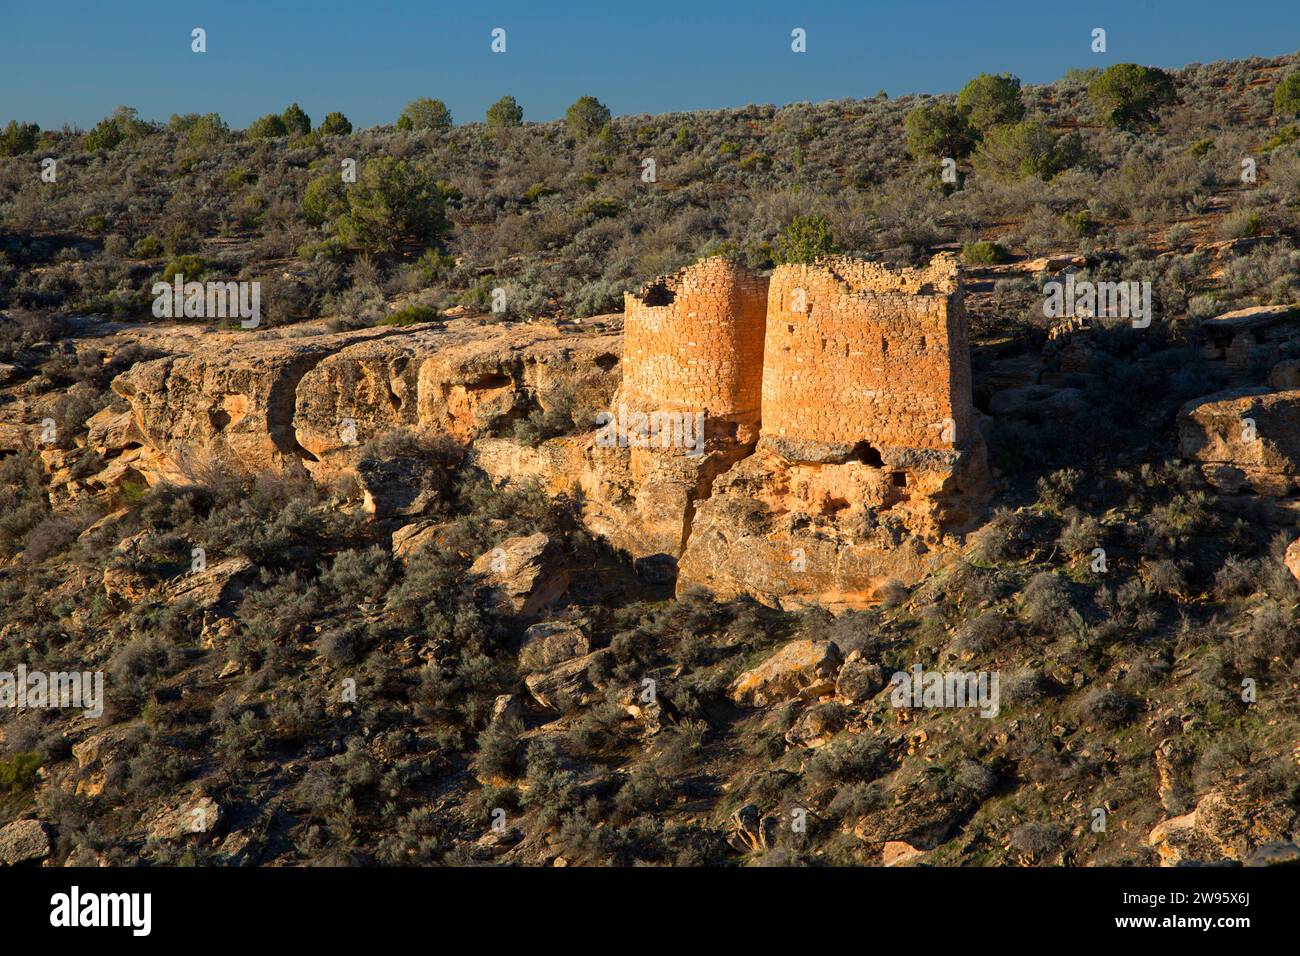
xmin=891 ymin=471 xmax=908 ymax=488
xmin=642 ymin=282 xmax=675 ymax=307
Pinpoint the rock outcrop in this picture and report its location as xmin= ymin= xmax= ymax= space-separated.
xmin=71 ymin=253 xmax=990 ymax=609
xmin=730 ymin=639 xmax=843 ymax=706
xmin=469 ymin=533 xmax=571 ymax=619
xmin=105 ymin=317 xmax=620 ymax=486
xmin=1178 ymin=387 xmax=1300 ymax=495
xmin=676 ymin=439 xmax=987 ymax=610
xmin=524 ymin=653 xmax=600 ymax=713
xmin=1147 ymin=788 xmax=1298 ymax=865
xmin=0 ymin=819 xmax=51 ymax=866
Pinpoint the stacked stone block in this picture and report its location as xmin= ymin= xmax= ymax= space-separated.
xmin=618 ymin=253 xmax=973 ymax=463
xmin=620 ymin=258 xmax=769 ymax=429
xmin=761 ymin=253 xmax=971 ymax=458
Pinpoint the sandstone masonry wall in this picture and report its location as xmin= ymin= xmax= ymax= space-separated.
xmin=620 ymin=258 xmax=769 ymax=428
xmin=761 ymin=253 xmax=971 ymax=458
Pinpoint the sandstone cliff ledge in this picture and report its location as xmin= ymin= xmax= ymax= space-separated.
xmin=70 ymin=253 xmax=990 ymax=610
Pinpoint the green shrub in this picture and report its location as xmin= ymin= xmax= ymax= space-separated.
xmin=83 ymin=106 xmax=150 ymax=151
xmin=565 ymin=95 xmax=611 ymax=140
xmin=974 ymin=121 xmax=1081 ymax=181
xmin=956 ymin=73 xmax=1024 ymax=131
xmin=223 ymin=167 xmax=257 ymax=191
xmin=1273 ymin=70 xmax=1300 ymax=118
xmin=1088 ymin=64 xmax=1176 ymax=130
xmin=1220 ymin=210 xmax=1263 ymax=239
xmin=412 ymin=247 xmax=456 ymax=283
xmin=318 ymin=111 xmax=353 ymax=136
xmin=321 ymin=546 xmax=393 ymax=604
xmin=578 ymin=197 xmax=622 ymax=219
xmin=486 ymin=95 xmax=524 ymax=128
xmin=960 ymin=240 xmax=1010 ymax=264
xmin=1061 ymin=210 xmax=1096 ymax=236
xmin=281 ymin=102 xmax=312 ymax=136
xmin=905 ymin=101 xmax=977 ymax=160
xmin=377 ymin=304 xmax=439 ymax=326
xmin=0 ymin=752 xmax=41 ymax=793
xmin=522 ymin=183 xmax=554 ymax=204
xmin=160 ymin=254 xmax=206 ymax=283
xmin=0 ymin=120 xmax=40 ymax=156
xmin=130 ymin=235 xmax=164 ymax=258
xmin=1263 ymin=124 xmax=1298 ymax=151
xmin=776 ymin=215 xmax=836 ymax=264
xmin=396 ymin=98 xmax=452 ymax=131
xmin=333 ymin=157 xmax=449 ymax=253
xmin=301 ymin=173 xmax=348 ymax=226
xmin=246 ymin=113 xmax=288 ymax=140
xmin=168 ymin=112 xmax=228 ymax=146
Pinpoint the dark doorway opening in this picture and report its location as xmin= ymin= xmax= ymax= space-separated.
xmin=849 ymin=440 xmax=884 ymax=467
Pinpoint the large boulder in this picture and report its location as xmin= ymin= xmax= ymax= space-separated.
xmin=391 ymin=520 xmax=446 ymax=561
xmin=469 ymin=533 xmax=570 ymax=618
xmin=146 ymin=794 xmax=224 ymax=842
xmin=519 ymin=620 xmax=591 ymax=671
xmin=524 ymin=652 xmax=600 ymax=713
xmin=353 ymin=455 xmax=447 ymax=517
xmin=835 ymin=651 xmax=886 ymax=703
xmin=1286 ymin=539 xmax=1300 ymax=583
xmin=84 ymin=405 xmax=143 ymax=455
xmin=731 ymin=639 xmax=843 ymax=707
xmin=71 ymin=724 xmax=136 ymax=797
xmin=1178 ymin=388 xmax=1300 ymax=495
xmin=0 ymin=819 xmax=51 ymax=866
xmin=1268 ymin=360 xmax=1300 ymax=389
xmin=166 ymin=556 xmax=255 ymax=610
xmin=1147 ymin=789 xmax=1299 ymax=865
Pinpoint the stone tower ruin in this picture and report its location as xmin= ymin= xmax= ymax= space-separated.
xmin=762 ymin=253 xmax=971 ymax=463
xmin=619 ymin=257 xmax=769 ymax=438
xmin=617 ymin=251 xmax=975 ymax=470
xmin=601 ymin=251 xmax=989 ymax=604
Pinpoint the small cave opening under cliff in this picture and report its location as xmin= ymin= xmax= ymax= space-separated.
xmin=467 ymin=372 xmax=512 ymax=391
xmin=849 ymin=440 xmax=884 ymax=467
xmin=641 ymin=282 xmax=676 ymax=307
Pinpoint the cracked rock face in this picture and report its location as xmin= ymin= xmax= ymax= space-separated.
xmin=1178 ymin=387 xmax=1300 ymax=495
xmin=469 ymin=533 xmax=571 ymax=619
xmin=0 ymin=819 xmax=50 ymax=866
xmin=111 ymin=333 xmax=380 ymax=477
xmin=674 ymin=441 xmax=987 ymax=610
xmin=105 ymin=318 xmax=621 ymax=486
xmin=731 ymin=639 xmax=843 ymax=707
xmin=90 ymin=281 xmax=988 ymax=609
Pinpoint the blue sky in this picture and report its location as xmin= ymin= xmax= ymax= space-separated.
xmin=3 ymin=0 xmax=1298 ymax=129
